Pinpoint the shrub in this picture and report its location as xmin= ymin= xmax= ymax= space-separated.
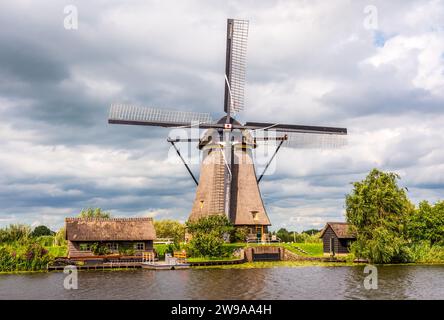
xmin=186 ymin=215 xmax=234 ymax=258
xmin=231 ymin=226 xmax=250 ymax=242
xmin=36 ymin=235 xmax=55 ymax=247
xmin=0 ymin=241 xmax=53 ymax=272
xmin=90 ymin=243 xmax=110 ymax=256
xmin=118 ymin=245 xmax=135 ymax=256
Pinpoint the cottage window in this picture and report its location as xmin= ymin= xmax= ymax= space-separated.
xmin=79 ymin=243 xmax=91 ymax=251
xmin=106 ymin=243 xmax=119 ymax=251
xmin=134 ymin=242 xmax=145 ymax=251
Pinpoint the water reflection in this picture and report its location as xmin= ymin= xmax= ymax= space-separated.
xmin=0 ymin=266 xmax=443 ymax=300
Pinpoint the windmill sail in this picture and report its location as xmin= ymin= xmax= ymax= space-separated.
xmin=244 ymin=122 xmax=347 ymax=135
xmin=224 ymin=19 xmax=249 ymax=116
xmin=248 ymin=122 xmax=347 ymax=149
xmin=252 ymin=131 xmax=347 ymax=149
xmin=108 ymin=104 xmax=214 ymax=128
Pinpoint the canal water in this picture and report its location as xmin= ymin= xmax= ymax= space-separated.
xmin=0 ymin=265 xmax=443 ymax=299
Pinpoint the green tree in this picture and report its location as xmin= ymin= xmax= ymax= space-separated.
xmin=31 ymin=225 xmax=54 ymax=237
xmin=408 ymin=200 xmax=444 ymax=246
xmin=154 ymin=219 xmax=186 ymax=244
xmin=78 ymin=208 xmax=111 ymax=219
xmin=345 ymin=169 xmax=414 ymax=263
xmin=276 ymin=228 xmax=291 ymax=242
xmin=186 ymin=215 xmax=234 ymax=257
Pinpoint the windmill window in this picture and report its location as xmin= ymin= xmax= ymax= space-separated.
xmin=200 ymin=201 xmax=204 ymax=209
xmin=251 ymin=211 xmax=258 ymax=221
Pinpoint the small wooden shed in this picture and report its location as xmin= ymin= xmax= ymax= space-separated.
xmin=320 ymin=222 xmax=356 ymax=256
xmin=65 ymin=217 xmax=156 ymax=258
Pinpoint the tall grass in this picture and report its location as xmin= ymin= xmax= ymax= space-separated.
xmin=0 ymin=224 xmax=68 ymax=272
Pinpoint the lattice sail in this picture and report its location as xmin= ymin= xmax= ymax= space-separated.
xmin=224 ymin=19 xmax=249 ymax=115
xmin=283 ymin=132 xmax=347 ymax=149
xmin=251 ymin=130 xmax=347 ymax=149
xmin=109 ymin=104 xmax=213 ymax=127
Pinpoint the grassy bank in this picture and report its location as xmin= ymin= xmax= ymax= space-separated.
xmin=154 ymin=242 xmax=324 ymax=261
xmin=2 ymin=240 xmax=442 ymax=274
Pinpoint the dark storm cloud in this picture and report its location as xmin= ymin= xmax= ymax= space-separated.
xmin=0 ymin=0 xmax=443 ymax=230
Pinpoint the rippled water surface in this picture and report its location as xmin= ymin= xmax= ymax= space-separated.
xmin=1 ymin=265 xmax=443 ymax=299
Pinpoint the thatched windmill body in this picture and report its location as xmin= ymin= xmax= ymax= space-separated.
xmin=108 ymin=19 xmax=347 ymax=241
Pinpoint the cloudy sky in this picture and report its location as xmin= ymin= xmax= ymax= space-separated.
xmin=0 ymin=0 xmax=443 ymax=232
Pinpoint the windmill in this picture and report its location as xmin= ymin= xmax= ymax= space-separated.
xmin=108 ymin=19 xmax=347 ymax=242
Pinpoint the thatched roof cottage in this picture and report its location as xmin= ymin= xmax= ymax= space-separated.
xmin=65 ymin=217 xmax=156 ymax=258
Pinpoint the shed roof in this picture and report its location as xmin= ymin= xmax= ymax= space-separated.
xmin=320 ymin=222 xmax=356 ymax=239
xmin=65 ymin=217 xmax=156 ymax=241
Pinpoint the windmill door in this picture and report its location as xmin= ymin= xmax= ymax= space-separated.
xmin=256 ymin=226 xmax=263 ymax=241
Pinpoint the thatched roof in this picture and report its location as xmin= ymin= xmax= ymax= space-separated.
xmin=65 ymin=217 xmax=156 ymax=241
xmin=320 ymin=222 xmax=356 ymax=239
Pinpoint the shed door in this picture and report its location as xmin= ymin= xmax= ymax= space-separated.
xmin=330 ymin=237 xmax=335 ymax=256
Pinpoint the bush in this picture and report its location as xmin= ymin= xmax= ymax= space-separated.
xmin=186 ymin=215 xmax=234 ymax=258
xmin=90 ymin=243 xmax=110 ymax=256
xmin=0 ymin=241 xmax=53 ymax=272
xmin=118 ymin=245 xmax=135 ymax=256
xmin=187 ymin=233 xmax=226 ymax=257
xmin=36 ymin=235 xmax=54 ymax=247
xmin=231 ymin=226 xmax=250 ymax=242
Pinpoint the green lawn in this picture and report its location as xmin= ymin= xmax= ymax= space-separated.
xmin=284 ymin=243 xmax=324 ymax=256
xmin=233 ymin=242 xmax=324 ymax=257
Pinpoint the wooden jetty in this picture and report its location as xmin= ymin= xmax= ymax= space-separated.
xmin=48 ymin=262 xmax=141 ymax=271
xmin=141 ymin=251 xmax=190 ymax=270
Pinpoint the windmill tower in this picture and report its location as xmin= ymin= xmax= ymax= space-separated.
xmin=108 ymin=19 xmax=347 ymax=242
